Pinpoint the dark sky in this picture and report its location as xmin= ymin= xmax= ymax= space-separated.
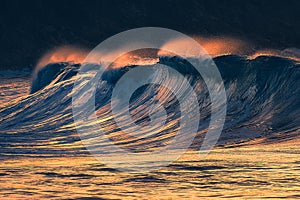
xmin=0 ymin=0 xmax=299 ymax=69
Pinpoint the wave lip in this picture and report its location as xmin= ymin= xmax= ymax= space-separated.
xmin=30 ymin=62 xmax=79 ymax=93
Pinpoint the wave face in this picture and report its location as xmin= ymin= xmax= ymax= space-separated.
xmin=0 ymin=55 xmax=299 ymax=157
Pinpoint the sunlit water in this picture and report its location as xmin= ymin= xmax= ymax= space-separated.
xmin=1 ymin=57 xmax=299 ymax=200
xmin=0 ymin=143 xmax=299 ymax=199
xmin=0 ymin=77 xmax=30 ymax=108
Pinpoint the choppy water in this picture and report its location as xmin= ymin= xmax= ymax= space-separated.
xmin=0 ymin=145 xmax=299 ymax=199
xmin=0 ymin=77 xmax=30 ymax=108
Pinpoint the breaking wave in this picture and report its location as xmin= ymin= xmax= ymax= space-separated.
xmin=0 ymin=55 xmax=299 ymax=157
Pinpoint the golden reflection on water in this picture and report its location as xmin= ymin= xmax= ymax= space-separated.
xmin=1 ymin=143 xmax=299 ymax=199
xmin=0 ymin=77 xmax=30 ymax=108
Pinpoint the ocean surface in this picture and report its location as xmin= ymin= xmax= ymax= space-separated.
xmin=0 ymin=55 xmax=299 ymax=199
xmin=0 ymin=145 xmax=299 ymax=199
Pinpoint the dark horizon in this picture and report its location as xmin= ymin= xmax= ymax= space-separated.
xmin=0 ymin=0 xmax=300 ymax=69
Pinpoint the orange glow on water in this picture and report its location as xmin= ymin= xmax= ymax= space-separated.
xmin=35 ymin=36 xmax=252 ymax=72
xmin=35 ymin=39 xmax=299 ymax=74
xmin=108 ymin=49 xmax=159 ymax=69
xmin=247 ymin=48 xmax=300 ymax=61
xmin=247 ymin=49 xmax=281 ymax=59
xmin=36 ymin=46 xmax=159 ymax=71
xmin=36 ymin=45 xmax=89 ymax=69
xmin=195 ymin=37 xmax=249 ymax=56
xmin=158 ymin=36 xmax=250 ymax=57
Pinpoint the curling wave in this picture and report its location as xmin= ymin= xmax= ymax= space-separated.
xmin=0 ymin=55 xmax=299 ymax=157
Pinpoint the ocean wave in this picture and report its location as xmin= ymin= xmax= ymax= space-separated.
xmin=0 ymin=55 xmax=299 ymax=157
